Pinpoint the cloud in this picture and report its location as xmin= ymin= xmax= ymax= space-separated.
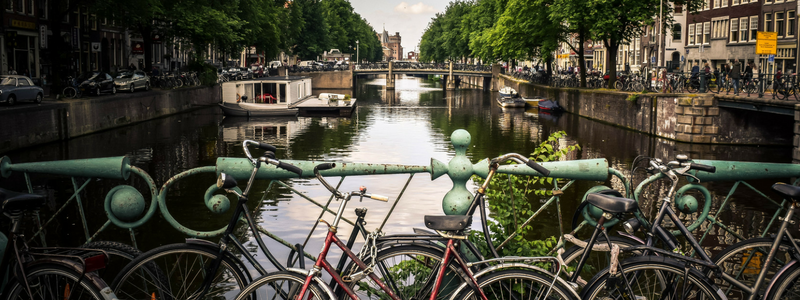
xmin=393 ymin=2 xmax=437 ymax=14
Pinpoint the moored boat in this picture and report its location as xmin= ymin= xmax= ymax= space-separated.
xmin=218 ymin=76 xmax=312 ymax=116
xmin=499 ymin=86 xmax=518 ymax=98
xmin=497 ymin=96 xmax=526 ymax=108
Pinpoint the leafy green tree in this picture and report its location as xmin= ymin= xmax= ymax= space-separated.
xmin=462 ymin=0 xmax=508 ymax=62
xmin=293 ymin=0 xmax=330 ymax=60
xmin=92 ymin=0 xmax=164 ymax=71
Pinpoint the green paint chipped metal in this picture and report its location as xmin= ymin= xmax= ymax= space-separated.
xmin=0 ymin=156 xmax=131 ymax=180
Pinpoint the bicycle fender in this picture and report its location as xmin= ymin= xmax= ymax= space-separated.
xmin=286 ymin=268 xmax=337 ymax=300
xmin=21 ymin=258 xmax=117 ymax=299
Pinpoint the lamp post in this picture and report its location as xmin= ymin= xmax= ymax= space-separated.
xmin=356 ymin=40 xmax=360 ymax=63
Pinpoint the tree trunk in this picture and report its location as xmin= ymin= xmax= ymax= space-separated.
xmin=578 ymin=24 xmax=587 ymax=88
xmin=606 ymin=39 xmax=618 ymax=89
xmin=137 ymin=25 xmax=154 ymax=71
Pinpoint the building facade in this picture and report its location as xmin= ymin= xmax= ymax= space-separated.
xmin=377 ymin=29 xmax=402 ymax=61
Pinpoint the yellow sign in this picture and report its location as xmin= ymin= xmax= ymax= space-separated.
xmin=557 ymin=54 xmax=570 ymax=59
xmin=10 ymin=19 xmax=35 ymax=30
xmin=756 ymin=31 xmax=778 ymax=55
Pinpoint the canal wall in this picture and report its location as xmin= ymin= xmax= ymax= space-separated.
xmin=0 ymin=86 xmax=219 ymax=154
xmin=292 ymin=71 xmax=353 ymax=89
xmin=498 ymin=74 xmax=793 ymax=146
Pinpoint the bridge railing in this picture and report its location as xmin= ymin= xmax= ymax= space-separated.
xmin=354 ymin=62 xmax=389 ymax=70
xmin=354 ymin=62 xmax=491 ymax=73
xmin=453 ymin=64 xmax=492 ymax=72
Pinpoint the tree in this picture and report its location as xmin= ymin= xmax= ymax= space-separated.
xmin=92 ymin=0 xmax=164 ymax=71
xmin=293 ymin=0 xmax=330 ymax=60
xmin=550 ymin=0 xmax=596 ymax=87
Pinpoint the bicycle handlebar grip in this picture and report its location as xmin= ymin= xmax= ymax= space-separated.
xmin=689 ymin=163 xmax=716 ymax=173
xmin=277 ymin=162 xmax=303 ymax=176
xmin=257 ymin=142 xmax=277 ymax=152
xmin=370 ymin=194 xmax=389 ymax=202
xmin=526 ymin=160 xmax=551 ymax=177
xmin=313 ymin=163 xmax=336 ymax=172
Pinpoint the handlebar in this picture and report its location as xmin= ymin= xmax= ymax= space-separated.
xmin=490 ymin=153 xmax=551 ymax=177
xmin=241 ymin=140 xmax=301 ymax=176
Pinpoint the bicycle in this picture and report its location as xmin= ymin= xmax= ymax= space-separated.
xmin=0 ymin=188 xmax=118 ymax=300
xmin=232 ymin=156 xmax=577 ymax=300
xmin=63 ymin=76 xmax=81 ymax=99
xmin=109 ymin=140 xmax=378 ymax=300
xmin=562 ymin=157 xmax=726 ymax=300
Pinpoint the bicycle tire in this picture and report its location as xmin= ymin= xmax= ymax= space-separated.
xmin=342 ymin=245 xmax=465 ymax=300
xmin=686 ymin=80 xmax=698 ymax=93
xmin=776 ymin=85 xmax=788 ymax=100
xmin=2 ymin=263 xmax=108 ymax=300
xmin=634 ymin=82 xmax=644 ymax=93
xmin=581 ymin=255 xmax=725 ymax=300
xmin=63 ymin=87 xmax=77 ymax=98
xmin=614 ymin=81 xmax=624 ymax=91
xmin=765 ymin=262 xmax=800 ymax=300
xmin=111 ymin=243 xmax=250 ymax=300
xmin=559 ymin=236 xmax=642 ymax=286
xmin=711 ymin=237 xmax=796 ymax=299
xmin=233 ymin=271 xmax=328 ymax=300
xmin=457 ymin=269 xmax=577 ymax=300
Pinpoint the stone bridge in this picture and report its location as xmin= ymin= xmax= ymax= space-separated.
xmin=354 ymin=62 xmax=499 ymax=90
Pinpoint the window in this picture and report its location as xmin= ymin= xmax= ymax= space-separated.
xmin=696 ymin=25 xmax=703 ymax=45
xmin=676 ymin=5 xmax=683 ymax=13
xmin=25 ymin=0 xmax=31 ymax=15
xmin=714 ymin=0 xmax=720 ymax=8
xmin=673 ymin=24 xmax=682 ymax=40
xmin=705 ymin=0 xmax=710 ymax=9
xmin=721 ymin=0 xmax=728 ymax=7
xmin=766 ymin=13 xmax=773 ymax=32
xmin=789 ymin=11 xmax=796 ymax=36
xmin=751 ymin=16 xmax=758 ymax=41
xmin=38 ymin=0 xmax=46 ymax=19
xmin=18 ymin=79 xmax=29 ymax=86
xmin=5 ymin=0 xmax=10 ymax=11
xmin=689 ymin=24 xmax=695 ymax=44
xmin=777 ymin=12 xmax=785 ymax=37
xmin=766 ymin=0 xmax=772 ymax=4
xmin=650 ymin=26 xmax=656 ymax=43
xmin=704 ymin=22 xmax=711 ymax=43
xmin=731 ymin=18 xmax=739 ymax=42
xmin=733 ymin=0 xmax=739 ymax=5
xmin=15 ymin=0 xmax=22 ymax=12
xmin=740 ymin=18 xmax=749 ymax=41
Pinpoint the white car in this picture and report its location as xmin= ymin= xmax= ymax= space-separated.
xmin=268 ymin=61 xmax=282 ymax=69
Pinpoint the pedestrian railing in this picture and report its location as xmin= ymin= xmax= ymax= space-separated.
xmin=2 ymin=130 xmax=799 ymax=260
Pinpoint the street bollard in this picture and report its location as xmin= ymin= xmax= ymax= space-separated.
xmin=700 ymin=73 xmax=706 ymax=93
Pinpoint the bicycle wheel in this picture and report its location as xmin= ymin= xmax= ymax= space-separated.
xmin=63 ymin=87 xmax=77 ymax=98
xmin=711 ymin=237 xmax=796 ymax=299
xmin=559 ymin=236 xmax=642 ymax=287
xmin=234 ymin=271 xmax=327 ymax=300
xmin=745 ymin=81 xmax=757 ymax=95
xmin=686 ymin=80 xmax=698 ymax=93
xmin=581 ymin=256 xmax=725 ymax=300
xmin=343 ymin=245 xmax=464 ymax=300
xmin=614 ymin=81 xmax=624 ymax=91
xmin=111 ymin=243 xmax=249 ymax=300
xmin=765 ymin=262 xmax=800 ymax=300
xmin=776 ymin=85 xmax=788 ymax=100
xmin=3 ymin=264 xmax=107 ymax=300
xmin=457 ymin=269 xmax=577 ymax=300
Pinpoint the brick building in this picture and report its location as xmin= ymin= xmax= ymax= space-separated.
xmin=378 ymin=28 xmax=402 ymax=61
xmin=685 ymin=0 xmax=762 ymax=72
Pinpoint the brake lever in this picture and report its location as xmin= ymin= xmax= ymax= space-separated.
xmin=674 ymin=166 xmax=701 ymax=183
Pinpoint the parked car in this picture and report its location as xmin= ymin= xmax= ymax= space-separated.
xmin=0 ymin=75 xmax=44 ymax=105
xmin=78 ymin=72 xmax=116 ymax=95
xmin=115 ymin=70 xmax=150 ymax=93
xmin=238 ymin=67 xmax=253 ymax=79
xmin=268 ymin=61 xmax=282 ymax=69
xmin=250 ymin=64 xmax=265 ymax=77
xmin=228 ymin=68 xmax=243 ymax=80
xmin=298 ymin=61 xmax=316 ymax=71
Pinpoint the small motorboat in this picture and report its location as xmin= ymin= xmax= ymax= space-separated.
xmin=499 ymin=86 xmax=518 ymax=98
xmin=538 ymin=99 xmax=563 ymax=112
xmin=522 ymin=96 xmax=544 ymax=108
xmin=497 ymin=96 xmax=526 ymax=108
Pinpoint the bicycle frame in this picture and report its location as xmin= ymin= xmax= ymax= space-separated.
xmin=294 ymin=196 xmax=488 ymax=300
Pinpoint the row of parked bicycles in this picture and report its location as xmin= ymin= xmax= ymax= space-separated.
xmin=3 ymin=140 xmax=800 ymax=300
xmin=507 ymin=68 xmax=800 ymax=100
xmin=150 ymin=72 xmax=202 ymax=89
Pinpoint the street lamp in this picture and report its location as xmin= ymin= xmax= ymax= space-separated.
xmin=356 ymin=40 xmax=360 ymax=64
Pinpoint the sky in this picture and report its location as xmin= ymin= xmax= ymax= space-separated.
xmin=349 ymin=0 xmax=450 ymax=54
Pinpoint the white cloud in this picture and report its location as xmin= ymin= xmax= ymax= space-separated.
xmin=393 ymin=1 xmax=438 ymax=14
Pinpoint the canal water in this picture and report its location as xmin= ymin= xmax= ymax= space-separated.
xmin=0 ymin=75 xmax=793 ymax=271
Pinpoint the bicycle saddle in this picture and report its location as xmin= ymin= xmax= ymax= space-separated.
xmin=424 ymin=215 xmax=472 ymax=232
xmin=586 ymin=192 xmax=638 ymax=213
xmin=772 ymin=183 xmax=800 ymax=201
xmin=0 ymin=188 xmax=45 ymax=213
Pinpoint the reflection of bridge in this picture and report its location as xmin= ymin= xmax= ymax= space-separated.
xmin=354 ymin=62 xmax=499 ymax=90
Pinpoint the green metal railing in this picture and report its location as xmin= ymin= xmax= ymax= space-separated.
xmin=2 ymin=129 xmax=798 ymax=262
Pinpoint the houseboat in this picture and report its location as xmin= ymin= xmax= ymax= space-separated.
xmin=219 ymin=76 xmax=312 ymax=117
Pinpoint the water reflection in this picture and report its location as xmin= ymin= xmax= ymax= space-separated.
xmin=0 ymin=76 xmax=794 ymax=270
